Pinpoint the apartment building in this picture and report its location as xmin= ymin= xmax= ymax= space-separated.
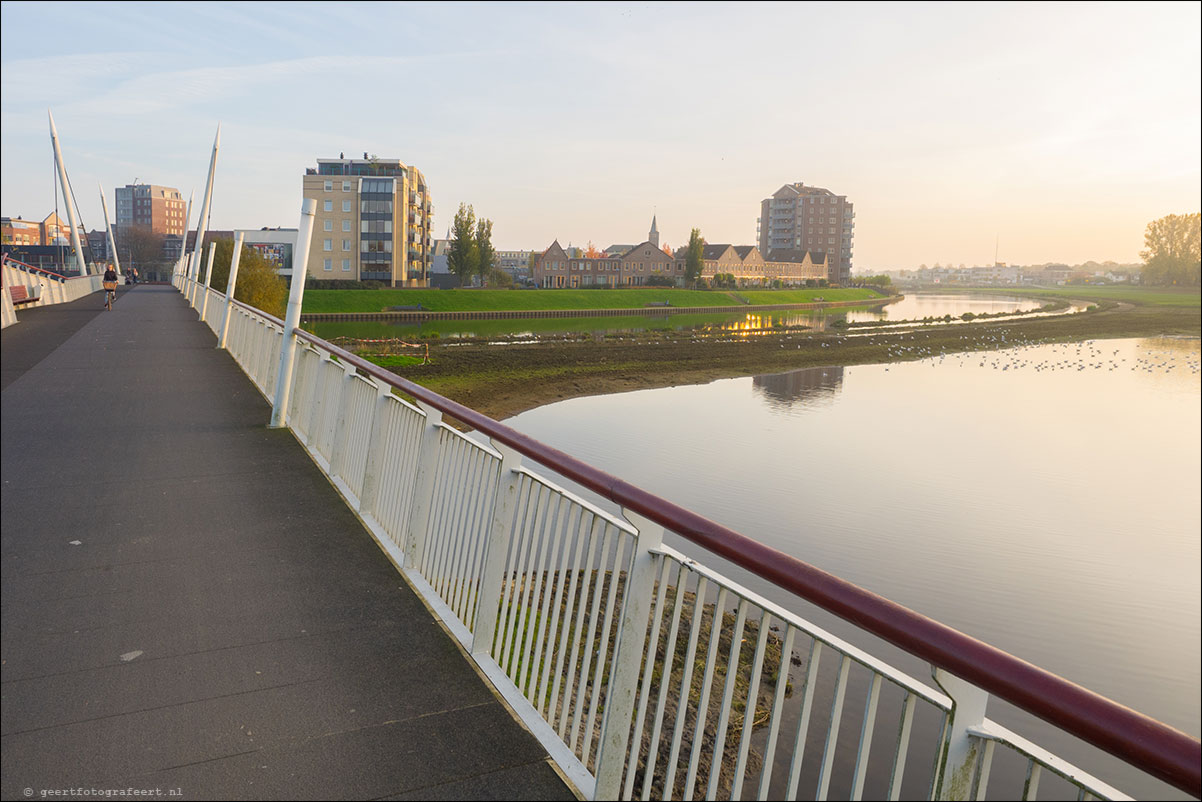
xmin=1 ymin=217 xmax=43 ymax=245
xmin=301 ymin=156 xmax=432 ymax=287
xmin=115 ymin=184 xmax=187 ymax=238
xmin=757 ymin=182 xmax=854 ymax=285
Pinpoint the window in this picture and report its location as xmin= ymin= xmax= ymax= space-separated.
xmin=324 ymin=220 xmax=333 ymax=231
xmin=343 ymin=200 xmax=352 ymax=212
xmin=324 ymin=180 xmax=332 ymax=192
xmin=342 ymin=181 xmax=351 ymax=192
xmin=323 ymin=239 xmax=332 ymax=251
xmin=323 ymin=200 xmax=333 ymax=212
xmin=323 ymin=258 xmax=332 ymax=271
xmin=343 ymin=239 xmax=351 ymax=251
xmin=342 ymin=259 xmax=351 ymax=271
xmin=343 ymin=220 xmax=351 ymax=232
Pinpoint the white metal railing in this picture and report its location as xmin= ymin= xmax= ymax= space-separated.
xmin=169 ymin=271 xmax=1199 ymax=801
xmin=3 ymin=255 xmax=109 ymax=327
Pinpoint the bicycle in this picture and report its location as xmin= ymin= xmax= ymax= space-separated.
xmin=103 ymin=280 xmax=117 ymax=311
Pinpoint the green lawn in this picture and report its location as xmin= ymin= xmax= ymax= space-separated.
xmin=301 ymin=287 xmax=885 ymax=314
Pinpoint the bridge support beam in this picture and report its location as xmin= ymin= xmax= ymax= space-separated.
xmin=270 ymin=198 xmax=317 ymax=428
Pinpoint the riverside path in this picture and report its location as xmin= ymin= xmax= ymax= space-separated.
xmin=1 ymin=285 xmax=574 ymax=801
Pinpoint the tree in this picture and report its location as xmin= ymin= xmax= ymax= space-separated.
xmin=119 ymin=225 xmax=166 ymax=273
xmin=662 ymin=242 xmax=673 ymax=256
xmin=685 ymin=228 xmax=705 ymax=287
xmin=205 ymin=238 xmax=288 ymax=318
xmin=448 ymin=203 xmax=479 ymax=287
xmin=1141 ymin=213 xmax=1200 ymax=286
xmin=474 ymin=217 xmax=495 ymax=286
xmin=584 ymin=241 xmax=602 ymax=259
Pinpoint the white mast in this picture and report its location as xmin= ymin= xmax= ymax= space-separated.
xmin=48 ymin=111 xmax=89 ymax=276
xmin=189 ymin=125 xmax=221 ymax=286
xmin=98 ymin=183 xmax=121 ymax=274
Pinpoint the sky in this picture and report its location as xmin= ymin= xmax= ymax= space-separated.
xmin=1 ymin=1 xmax=1199 ymax=270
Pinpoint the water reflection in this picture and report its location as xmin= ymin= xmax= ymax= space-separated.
xmin=752 ymin=365 xmax=845 ymax=409
xmin=845 ymin=292 xmax=1041 ymax=323
xmin=504 ymin=336 xmax=1201 ymax=798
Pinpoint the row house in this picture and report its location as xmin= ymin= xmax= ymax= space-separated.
xmin=534 ymin=238 xmax=687 ymax=288
xmin=702 ymin=244 xmax=826 ymax=285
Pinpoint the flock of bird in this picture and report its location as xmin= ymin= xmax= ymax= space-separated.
xmin=874 ymin=331 xmax=1201 ymax=376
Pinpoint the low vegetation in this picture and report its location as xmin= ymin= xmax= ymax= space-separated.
xmin=301 ymin=287 xmax=887 ymax=315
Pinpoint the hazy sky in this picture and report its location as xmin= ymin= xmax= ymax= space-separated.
xmin=1 ymin=1 xmax=1199 ymax=269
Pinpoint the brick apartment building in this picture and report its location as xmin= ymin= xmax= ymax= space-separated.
xmin=757 ymin=182 xmax=854 ymax=284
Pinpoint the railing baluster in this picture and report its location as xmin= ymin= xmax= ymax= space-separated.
xmin=549 ymin=509 xmax=594 ymax=731
xmin=404 ymin=401 xmax=443 ymax=570
xmin=623 ymin=555 xmax=673 ymax=801
xmin=471 ymin=444 xmax=523 ymax=657
xmin=817 ymin=654 xmax=852 ymax=800
xmin=851 ymin=672 xmax=884 ymax=800
xmin=786 ymin=639 xmax=825 ymax=800
xmin=520 ymin=491 xmax=562 ymax=698
xmin=887 ymin=691 xmax=917 ymax=801
xmin=582 ymin=527 xmax=628 ymax=769
xmin=732 ymin=609 xmax=772 ymax=800
xmin=685 ymin=585 xmax=729 ymax=801
xmin=974 ymin=739 xmax=995 ymax=800
xmin=644 ymin=566 xmax=691 ymax=800
xmin=495 ymin=476 xmax=536 ymax=671
xmin=536 ymin=502 xmax=581 ymax=717
xmin=1023 ymin=759 xmax=1042 ymax=801
xmin=756 ymin=623 xmax=797 ymax=801
xmin=570 ymin=524 xmax=614 ymax=756
xmin=664 ymin=573 xmax=708 ymax=798
xmin=595 ymin=511 xmax=663 ymax=800
xmin=706 ymin=597 xmax=750 ymax=800
xmin=560 ymin=515 xmax=602 ymax=739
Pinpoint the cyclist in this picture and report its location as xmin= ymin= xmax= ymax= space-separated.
xmin=102 ymin=265 xmax=118 ymax=310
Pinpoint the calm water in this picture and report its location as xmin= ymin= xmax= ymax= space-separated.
xmin=502 ymin=336 xmax=1201 ymax=797
xmin=306 ymin=291 xmax=1045 ymax=341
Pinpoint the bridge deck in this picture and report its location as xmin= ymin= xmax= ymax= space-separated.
xmin=1 ymin=286 xmax=573 ymax=800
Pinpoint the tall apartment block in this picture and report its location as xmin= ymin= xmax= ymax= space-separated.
xmin=757 ymin=182 xmax=854 ymax=284
xmin=302 ymin=156 xmax=432 ymax=286
xmin=115 ymin=184 xmax=187 ymax=237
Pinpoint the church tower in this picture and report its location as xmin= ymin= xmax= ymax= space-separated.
xmin=648 ymin=215 xmax=660 ymax=248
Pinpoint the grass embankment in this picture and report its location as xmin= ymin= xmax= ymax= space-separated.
xmin=302 ymin=287 xmax=885 ymax=314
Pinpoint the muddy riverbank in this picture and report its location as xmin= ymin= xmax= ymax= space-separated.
xmin=375 ymin=301 xmax=1199 ymax=421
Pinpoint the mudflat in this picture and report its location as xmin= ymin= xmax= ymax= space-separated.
xmin=383 ymin=300 xmax=1200 ymax=421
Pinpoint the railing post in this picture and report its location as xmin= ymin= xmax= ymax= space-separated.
xmin=470 ymin=443 xmax=524 ymax=657
xmin=199 ymin=241 xmax=216 ymax=323
xmin=218 ymin=232 xmax=244 ymax=349
xmin=270 ymin=198 xmax=316 ymax=429
xmin=404 ymin=401 xmax=444 ymax=570
xmin=357 ymin=380 xmax=395 ymax=520
xmin=327 ymin=359 xmax=360 ymax=483
xmin=933 ymin=668 xmax=990 ymax=801
xmin=594 ymin=509 xmax=665 ymax=800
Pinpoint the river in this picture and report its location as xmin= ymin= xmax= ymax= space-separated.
xmin=501 ymin=335 xmax=1201 ymax=799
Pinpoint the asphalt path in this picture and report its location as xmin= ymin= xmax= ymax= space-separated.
xmin=1 ymin=285 xmax=573 ymax=800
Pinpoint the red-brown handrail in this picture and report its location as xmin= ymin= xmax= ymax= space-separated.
xmin=2 ymin=255 xmax=68 ymax=282
xmin=290 ymin=323 xmax=1202 ymax=795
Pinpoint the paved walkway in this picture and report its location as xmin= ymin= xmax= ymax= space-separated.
xmin=1 ymin=286 xmax=574 ymax=801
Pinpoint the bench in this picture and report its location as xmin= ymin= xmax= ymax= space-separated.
xmin=645 ymin=301 xmax=671 ymax=308
xmin=386 ymin=304 xmax=424 ymax=311
xmin=8 ymin=285 xmax=41 ymax=306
